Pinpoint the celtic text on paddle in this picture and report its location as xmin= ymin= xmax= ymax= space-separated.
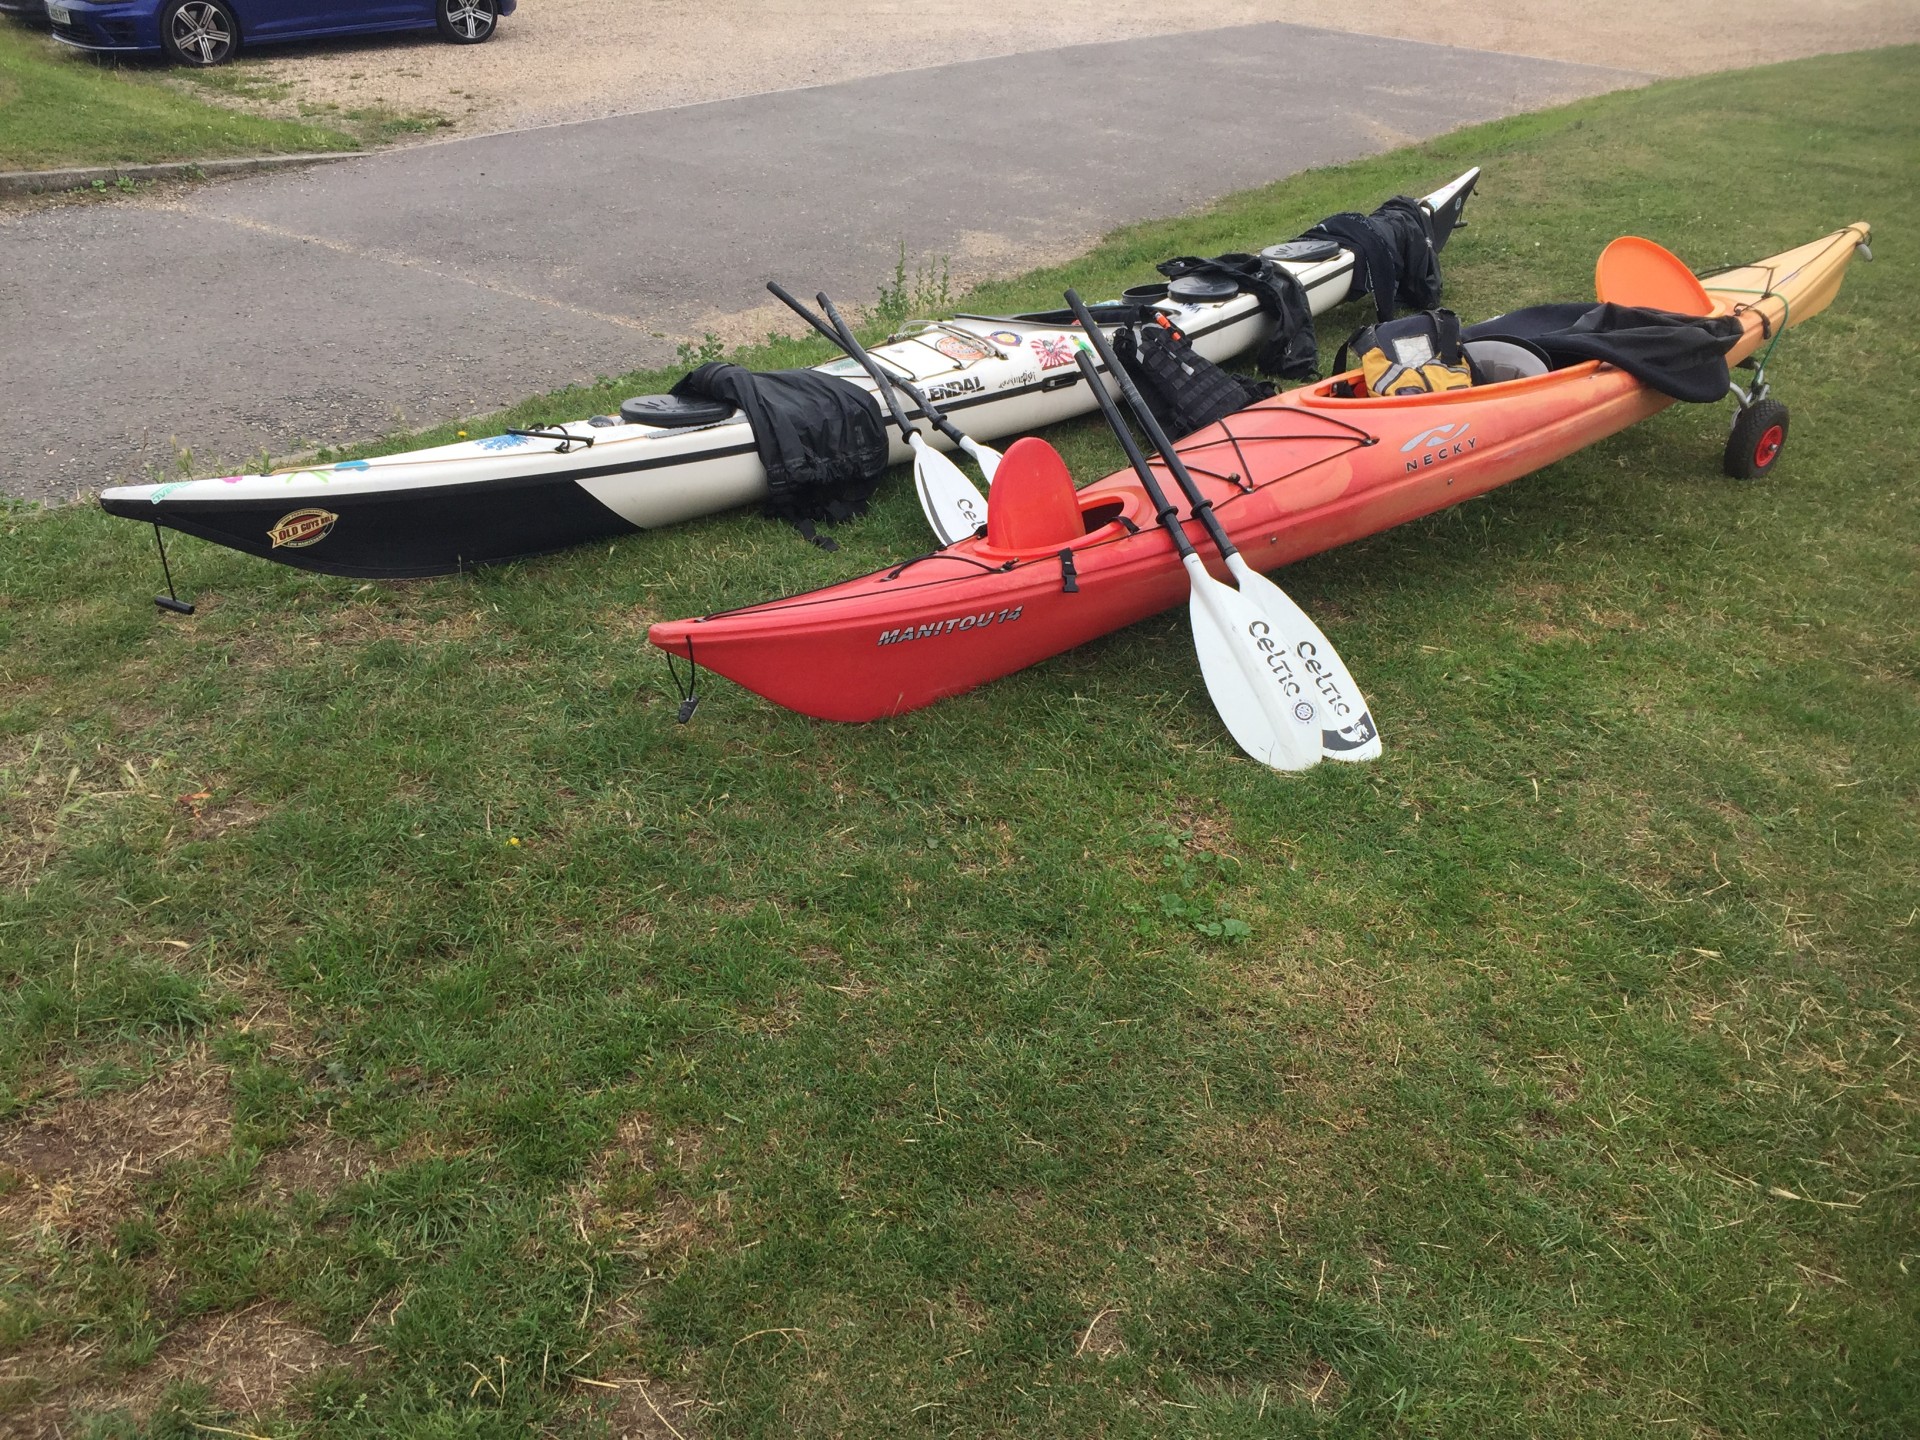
xmin=1248 ymin=624 xmax=1359 ymax=725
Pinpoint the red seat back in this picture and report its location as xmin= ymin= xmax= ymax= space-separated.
xmin=986 ymin=437 xmax=1083 ymax=553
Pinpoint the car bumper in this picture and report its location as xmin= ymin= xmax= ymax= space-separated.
xmin=46 ymin=2 xmax=159 ymax=50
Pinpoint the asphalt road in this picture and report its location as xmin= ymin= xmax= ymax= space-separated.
xmin=0 ymin=22 xmax=1639 ymax=504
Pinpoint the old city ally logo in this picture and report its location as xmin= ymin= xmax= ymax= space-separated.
xmin=878 ymin=605 xmax=1023 ymax=646
xmin=1401 ymin=420 xmax=1475 ymax=472
xmin=268 ymin=508 xmax=339 ymax=548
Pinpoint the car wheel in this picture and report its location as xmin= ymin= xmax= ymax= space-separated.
xmin=160 ymin=0 xmax=237 ymax=65
xmin=436 ymin=0 xmax=497 ymax=43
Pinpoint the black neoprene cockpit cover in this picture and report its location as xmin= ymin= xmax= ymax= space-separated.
xmin=1301 ymin=196 xmax=1443 ymax=323
xmin=671 ymin=363 xmax=889 ymax=539
xmin=1463 ymin=303 xmax=1746 ymax=403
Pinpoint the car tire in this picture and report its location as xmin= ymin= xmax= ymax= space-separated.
xmin=436 ymin=0 xmax=497 ymax=43
xmin=160 ymin=0 xmax=238 ymax=65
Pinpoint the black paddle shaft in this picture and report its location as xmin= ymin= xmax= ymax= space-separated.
xmin=815 ymin=294 xmax=926 ymax=446
xmin=765 ymin=282 xmax=972 ymax=450
xmin=1063 ymin=288 xmax=1243 ymax=564
xmin=1072 ymin=349 xmax=1199 ymax=565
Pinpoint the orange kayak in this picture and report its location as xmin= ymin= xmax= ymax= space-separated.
xmin=649 ymin=225 xmax=1871 ymax=722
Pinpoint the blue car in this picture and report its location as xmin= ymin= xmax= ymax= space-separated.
xmin=47 ymin=0 xmax=514 ymax=65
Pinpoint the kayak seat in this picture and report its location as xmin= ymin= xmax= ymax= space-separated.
xmin=1463 ymin=338 xmax=1551 ymax=385
xmin=986 ymin=437 xmax=1084 ymax=553
xmin=619 ymin=394 xmax=738 ymax=428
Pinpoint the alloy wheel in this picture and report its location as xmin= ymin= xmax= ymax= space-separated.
xmin=443 ymin=0 xmax=494 ymax=40
xmin=170 ymin=2 xmax=232 ymax=64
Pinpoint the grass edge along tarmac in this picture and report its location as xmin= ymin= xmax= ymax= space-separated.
xmin=0 ymin=21 xmax=358 ymax=171
xmin=2 ymin=44 xmax=1917 ymax=1440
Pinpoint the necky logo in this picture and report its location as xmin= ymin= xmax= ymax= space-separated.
xmin=1401 ymin=421 xmax=1472 ymax=453
xmin=1402 ymin=419 xmax=1477 ymax=473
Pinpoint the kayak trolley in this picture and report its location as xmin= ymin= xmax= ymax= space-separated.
xmin=1719 ymin=230 xmax=1871 ymax=482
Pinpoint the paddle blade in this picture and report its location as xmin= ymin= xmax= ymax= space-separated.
xmin=961 ymin=437 xmax=1003 ymax=485
xmin=910 ymin=437 xmax=989 ymax=545
xmin=1224 ymin=556 xmax=1382 ymax=762
xmin=1185 ymin=563 xmax=1322 ymax=772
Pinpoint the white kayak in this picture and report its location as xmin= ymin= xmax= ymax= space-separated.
xmin=100 ymin=169 xmax=1478 ymax=578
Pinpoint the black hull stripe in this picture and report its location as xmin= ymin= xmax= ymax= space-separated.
xmin=109 ymin=470 xmax=645 ymax=579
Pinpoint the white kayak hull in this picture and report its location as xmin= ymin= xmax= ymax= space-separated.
xmin=100 ymin=169 xmax=1478 ymax=577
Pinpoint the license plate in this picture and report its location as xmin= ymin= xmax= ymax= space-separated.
xmin=48 ymin=3 xmax=71 ymax=22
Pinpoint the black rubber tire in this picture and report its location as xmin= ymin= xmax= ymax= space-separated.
xmin=436 ymin=0 xmax=498 ymax=43
xmin=1723 ymin=398 xmax=1790 ymax=479
xmin=160 ymin=0 xmax=238 ymax=66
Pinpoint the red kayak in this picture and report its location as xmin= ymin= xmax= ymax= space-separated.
xmin=649 ymin=226 xmax=1870 ymax=722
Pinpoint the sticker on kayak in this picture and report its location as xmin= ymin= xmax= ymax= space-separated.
xmin=923 ymin=376 xmax=983 ymax=403
xmin=988 ymin=330 xmax=1021 ymax=346
xmin=1030 ymin=336 xmax=1082 ymax=371
xmin=933 ymin=334 xmax=993 ymax=364
xmin=1401 ymin=420 xmax=1476 ymax=472
xmin=1401 ymin=421 xmax=1473 ymax=453
xmin=877 ymin=605 xmax=1023 ymax=647
xmin=268 ymin=508 xmax=339 ymax=549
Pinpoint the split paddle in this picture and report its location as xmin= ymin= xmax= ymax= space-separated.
xmin=819 ymin=293 xmax=998 ymax=544
xmin=1065 ymin=288 xmax=1381 ymax=766
xmin=762 ymin=280 xmax=990 ymax=544
xmin=766 ymin=282 xmax=1003 ymax=485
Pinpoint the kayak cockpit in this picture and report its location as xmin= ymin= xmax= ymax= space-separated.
xmin=974 ymin=436 xmax=1142 ymax=560
xmin=1295 ymin=356 xmax=1599 ymax=410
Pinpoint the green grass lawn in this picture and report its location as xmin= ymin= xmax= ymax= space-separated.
xmin=0 ymin=20 xmax=356 ymax=171
xmin=2 ymin=44 xmax=1916 ymax=1439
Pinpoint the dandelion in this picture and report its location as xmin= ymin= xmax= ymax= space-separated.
xmin=508 ymin=836 xmax=521 ymax=847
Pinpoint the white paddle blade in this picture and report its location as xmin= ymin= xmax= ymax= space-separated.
xmin=1184 ymin=560 xmax=1323 ymax=772
xmin=960 ymin=436 xmax=1003 ymax=485
xmin=1225 ymin=555 xmax=1383 ymax=762
xmin=909 ymin=436 xmax=988 ymax=545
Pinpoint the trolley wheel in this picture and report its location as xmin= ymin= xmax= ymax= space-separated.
xmin=1723 ymin=398 xmax=1789 ymax=480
